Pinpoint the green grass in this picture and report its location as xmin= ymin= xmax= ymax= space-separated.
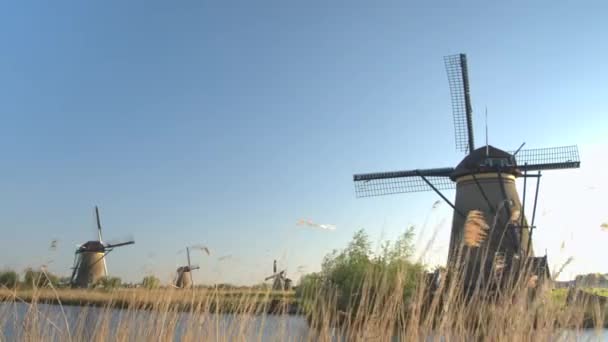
xmin=588 ymin=288 xmax=608 ymax=297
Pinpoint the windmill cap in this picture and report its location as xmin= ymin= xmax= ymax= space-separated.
xmin=79 ymin=240 xmax=105 ymax=252
xmin=450 ymin=145 xmax=521 ymax=181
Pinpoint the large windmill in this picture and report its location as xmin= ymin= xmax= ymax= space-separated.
xmin=174 ymin=247 xmax=200 ymax=289
xmin=353 ymin=54 xmax=580 ymax=292
xmin=70 ymin=206 xmax=135 ymax=288
xmin=265 ymin=260 xmax=292 ymax=291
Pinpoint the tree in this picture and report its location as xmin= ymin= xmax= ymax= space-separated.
xmin=142 ymin=275 xmax=160 ymax=289
xmin=0 ymin=270 xmax=19 ymax=288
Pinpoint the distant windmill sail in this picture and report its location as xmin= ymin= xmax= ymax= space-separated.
xmin=95 ymin=206 xmax=103 ymax=243
xmin=190 ymin=244 xmax=211 ymax=255
xmin=218 ymin=254 xmax=232 ymax=261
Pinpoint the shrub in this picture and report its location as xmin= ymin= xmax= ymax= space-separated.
xmin=142 ymin=275 xmax=161 ymax=289
xmin=298 ymin=228 xmax=424 ymax=318
xmin=95 ymin=276 xmax=122 ymax=290
xmin=23 ymin=268 xmax=59 ymax=288
xmin=0 ymin=270 xmax=19 ymax=288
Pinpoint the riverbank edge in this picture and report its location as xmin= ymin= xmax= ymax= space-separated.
xmin=0 ymin=296 xmax=302 ymax=315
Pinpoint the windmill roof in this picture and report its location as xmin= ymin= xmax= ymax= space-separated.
xmin=451 ymin=145 xmax=520 ymax=180
xmin=79 ymin=240 xmax=105 ymax=252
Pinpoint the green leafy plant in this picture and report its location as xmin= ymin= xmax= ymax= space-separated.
xmin=0 ymin=270 xmax=19 ymax=289
xmin=142 ymin=275 xmax=161 ymax=289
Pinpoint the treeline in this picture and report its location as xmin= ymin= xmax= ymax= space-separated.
xmin=0 ymin=268 xmax=152 ymax=290
xmin=0 ymin=268 xmax=64 ymax=289
xmin=0 ymin=270 xmax=273 ymax=292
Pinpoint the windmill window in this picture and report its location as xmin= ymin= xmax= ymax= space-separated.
xmin=484 ymin=158 xmax=512 ymax=168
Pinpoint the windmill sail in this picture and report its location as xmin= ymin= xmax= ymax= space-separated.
xmin=187 ymin=247 xmax=191 ymax=269
xmin=95 ymin=206 xmax=103 ymax=242
xmin=513 ymin=145 xmax=580 ymax=171
xmin=105 ymin=241 xmax=135 ymax=249
xmin=94 ymin=206 xmax=108 ymax=276
xmin=445 ymin=54 xmax=475 ymax=154
xmin=353 ymin=167 xmax=455 ymax=197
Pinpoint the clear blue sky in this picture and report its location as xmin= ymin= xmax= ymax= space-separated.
xmin=0 ymin=1 xmax=606 ymax=284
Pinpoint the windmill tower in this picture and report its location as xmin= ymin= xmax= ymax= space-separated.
xmin=353 ymin=54 xmax=580 ymax=292
xmin=175 ymin=247 xmax=200 ymax=288
xmin=265 ymin=260 xmax=292 ymax=291
xmin=70 ymin=206 xmax=135 ymax=288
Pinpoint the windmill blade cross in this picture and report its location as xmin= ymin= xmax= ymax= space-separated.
xmin=445 ymin=53 xmax=475 ymax=154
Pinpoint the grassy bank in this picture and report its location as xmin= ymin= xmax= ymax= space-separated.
xmin=2 ymin=278 xmax=607 ymax=340
xmin=0 ymin=288 xmax=298 ymax=314
xmin=1 ymin=231 xmax=607 ymax=340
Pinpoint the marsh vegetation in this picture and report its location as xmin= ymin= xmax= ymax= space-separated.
xmin=1 ymin=229 xmax=607 ymax=340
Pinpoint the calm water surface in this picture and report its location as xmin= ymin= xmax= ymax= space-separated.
xmin=0 ymin=302 xmax=310 ymax=341
xmin=1 ymin=303 xmax=607 ymax=341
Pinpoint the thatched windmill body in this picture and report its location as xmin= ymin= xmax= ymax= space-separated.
xmin=265 ymin=260 xmax=292 ymax=291
xmin=70 ymin=206 xmax=135 ymax=288
xmin=353 ymin=54 xmax=580 ymax=292
xmin=175 ymin=247 xmax=200 ymax=288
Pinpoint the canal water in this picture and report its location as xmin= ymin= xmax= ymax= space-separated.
xmin=1 ymin=302 xmax=607 ymax=341
xmin=0 ymin=302 xmax=310 ymax=341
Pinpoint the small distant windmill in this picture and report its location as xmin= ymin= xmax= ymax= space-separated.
xmin=70 ymin=206 xmax=135 ymax=288
xmin=353 ymin=54 xmax=580 ymax=293
xmin=265 ymin=260 xmax=292 ymax=291
xmin=174 ymin=247 xmax=200 ymax=288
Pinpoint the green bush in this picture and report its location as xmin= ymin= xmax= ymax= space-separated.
xmin=142 ymin=275 xmax=160 ymax=289
xmin=297 ymin=228 xmax=424 ymax=316
xmin=0 ymin=270 xmax=19 ymax=288
xmin=23 ymin=268 xmax=59 ymax=288
xmin=95 ymin=276 xmax=122 ymax=290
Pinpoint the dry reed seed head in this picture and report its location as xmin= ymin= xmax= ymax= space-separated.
xmin=553 ymin=256 xmax=574 ymax=281
xmin=463 ymin=210 xmax=489 ymax=247
xmin=527 ymin=275 xmax=538 ymax=289
xmin=493 ymin=254 xmax=506 ymax=273
xmin=601 ymin=222 xmax=608 ymax=231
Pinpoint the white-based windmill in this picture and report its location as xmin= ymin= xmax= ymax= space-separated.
xmin=70 ymin=206 xmax=135 ymax=288
xmin=353 ymin=54 xmax=580 ymax=292
xmin=174 ymin=247 xmax=200 ymax=288
xmin=265 ymin=260 xmax=292 ymax=291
